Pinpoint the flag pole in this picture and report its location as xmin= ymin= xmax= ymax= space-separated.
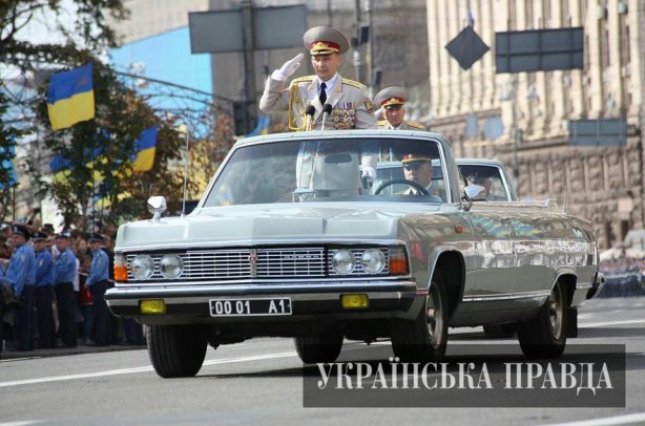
xmin=179 ymin=124 xmax=190 ymax=217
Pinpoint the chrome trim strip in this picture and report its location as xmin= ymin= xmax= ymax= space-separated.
xmin=115 ymin=274 xmax=408 ymax=287
xmin=462 ymin=290 xmax=551 ymax=302
xmin=116 ymin=238 xmax=410 ymax=253
xmin=109 ymin=280 xmax=416 ymax=296
xmin=107 ymin=290 xmax=413 ymax=307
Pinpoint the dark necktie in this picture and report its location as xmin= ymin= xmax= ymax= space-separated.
xmin=319 ymin=82 xmax=327 ymax=105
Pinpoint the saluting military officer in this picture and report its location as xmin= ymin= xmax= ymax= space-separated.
xmin=259 ymin=25 xmax=376 ymax=131
xmin=0 ymin=224 xmax=36 ymax=351
xmin=374 ymin=86 xmax=427 ymax=131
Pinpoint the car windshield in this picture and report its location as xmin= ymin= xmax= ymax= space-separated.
xmin=202 ymin=137 xmax=444 ymax=207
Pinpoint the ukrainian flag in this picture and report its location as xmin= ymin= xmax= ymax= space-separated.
xmin=245 ymin=115 xmax=270 ymax=137
xmin=47 ymin=64 xmax=95 ymax=130
xmin=132 ymin=126 xmax=159 ymax=172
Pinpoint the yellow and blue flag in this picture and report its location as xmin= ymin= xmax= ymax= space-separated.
xmin=246 ymin=115 xmax=270 ymax=137
xmin=47 ymin=64 xmax=95 ymax=130
xmin=132 ymin=126 xmax=159 ymax=172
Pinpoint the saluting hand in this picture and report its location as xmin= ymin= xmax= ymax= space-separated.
xmin=272 ymin=53 xmax=304 ymax=81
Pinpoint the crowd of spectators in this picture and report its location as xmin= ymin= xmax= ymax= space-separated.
xmin=598 ymin=255 xmax=645 ymax=298
xmin=0 ymin=221 xmax=144 ymax=359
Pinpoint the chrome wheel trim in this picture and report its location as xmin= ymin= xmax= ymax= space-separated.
xmin=548 ymin=286 xmax=563 ymax=340
xmin=426 ymin=286 xmax=444 ymax=347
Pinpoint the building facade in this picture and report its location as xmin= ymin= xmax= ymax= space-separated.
xmin=427 ymin=0 xmax=644 ymax=248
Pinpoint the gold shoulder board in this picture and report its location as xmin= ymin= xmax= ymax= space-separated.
xmin=377 ymin=120 xmax=388 ymax=126
xmin=407 ymin=121 xmax=426 ymax=130
xmin=292 ymin=75 xmax=316 ymax=85
xmin=341 ymin=78 xmax=367 ymax=89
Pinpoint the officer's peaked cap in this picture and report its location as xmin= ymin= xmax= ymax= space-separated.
xmin=303 ymin=26 xmax=349 ymax=55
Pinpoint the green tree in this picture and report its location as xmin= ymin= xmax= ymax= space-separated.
xmin=1 ymin=0 xmax=127 ymax=224
xmin=31 ymin=59 xmax=187 ymax=229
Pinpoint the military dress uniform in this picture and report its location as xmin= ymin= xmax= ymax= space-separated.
xmin=374 ymin=85 xmax=427 ymax=131
xmin=259 ymin=25 xmax=376 ymax=131
xmin=0 ymin=224 xmax=36 ymax=351
xmin=377 ymin=120 xmax=427 ymax=131
xmin=260 ymin=74 xmax=376 ymax=131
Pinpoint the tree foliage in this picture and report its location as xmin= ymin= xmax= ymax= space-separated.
xmin=31 ymin=59 xmax=188 ymax=229
xmin=1 ymin=1 xmax=236 ymax=230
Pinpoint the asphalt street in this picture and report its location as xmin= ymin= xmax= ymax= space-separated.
xmin=1 ymin=297 xmax=645 ymax=426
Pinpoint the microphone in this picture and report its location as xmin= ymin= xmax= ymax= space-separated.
xmin=305 ymin=105 xmax=316 ymax=131
xmin=321 ymin=103 xmax=332 ymax=131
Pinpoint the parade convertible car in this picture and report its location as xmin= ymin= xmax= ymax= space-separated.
xmin=106 ymin=130 xmax=601 ymax=378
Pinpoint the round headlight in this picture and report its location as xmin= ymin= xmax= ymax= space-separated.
xmin=160 ymin=254 xmax=184 ymax=279
xmin=131 ymin=255 xmax=154 ymax=280
xmin=332 ymin=250 xmax=355 ymax=275
xmin=362 ymin=249 xmax=386 ymax=274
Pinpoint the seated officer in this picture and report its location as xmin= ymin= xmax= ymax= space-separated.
xmin=400 ymin=154 xmax=441 ymax=202
xmin=259 ymin=25 xmax=376 ymax=131
xmin=374 ymin=86 xmax=426 ymax=130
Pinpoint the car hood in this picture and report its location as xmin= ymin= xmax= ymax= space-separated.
xmin=115 ymin=203 xmax=443 ymax=250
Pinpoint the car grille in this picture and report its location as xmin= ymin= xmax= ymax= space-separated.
xmin=127 ymin=247 xmax=327 ymax=280
xmin=126 ymin=247 xmax=390 ymax=281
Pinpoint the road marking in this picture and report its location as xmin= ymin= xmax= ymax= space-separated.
xmin=579 ymin=319 xmax=645 ymax=328
xmin=537 ymin=412 xmax=645 ymax=426
xmin=0 ymin=351 xmax=297 ymax=388
xmin=0 ymin=422 xmax=42 ymax=426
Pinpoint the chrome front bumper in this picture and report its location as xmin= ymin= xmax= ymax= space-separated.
xmin=105 ymin=280 xmax=419 ymax=325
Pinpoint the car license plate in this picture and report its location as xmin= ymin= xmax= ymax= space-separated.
xmin=209 ymin=297 xmax=292 ymax=317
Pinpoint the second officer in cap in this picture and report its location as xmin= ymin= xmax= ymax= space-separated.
xmin=374 ymin=86 xmax=427 ymax=131
xmin=259 ymin=25 xmax=376 ymax=131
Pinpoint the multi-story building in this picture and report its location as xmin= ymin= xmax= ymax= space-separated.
xmin=427 ymin=0 xmax=643 ymax=248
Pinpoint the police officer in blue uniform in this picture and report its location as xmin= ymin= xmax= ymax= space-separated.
xmin=53 ymin=230 xmax=78 ymax=347
xmin=0 ymin=224 xmax=36 ymax=351
xmin=33 ymin=231 xmax=56 ymax=348
xmin=86 ymin=233 xmax=111 ymax=346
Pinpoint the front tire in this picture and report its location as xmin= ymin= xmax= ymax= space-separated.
xmin=391 ymin=270 xmax=449 ymax=362
xmin=148 ymin=325 xmax=208 ymax=378
xmin=518 ymin=282 xmax=567 ymax=359
xmin=294 ymin=331 xmax=343 ymax=364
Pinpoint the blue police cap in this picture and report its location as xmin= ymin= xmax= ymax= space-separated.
xmin=55 ymin=230 xmax=72 ymax=239
xmin=32 ymin=231 xmax=48 ymax=241
xmin=87 ymin=233 xmax=104 ymax=242
xmin=11 ymin=224 xmax=30 ymax=240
